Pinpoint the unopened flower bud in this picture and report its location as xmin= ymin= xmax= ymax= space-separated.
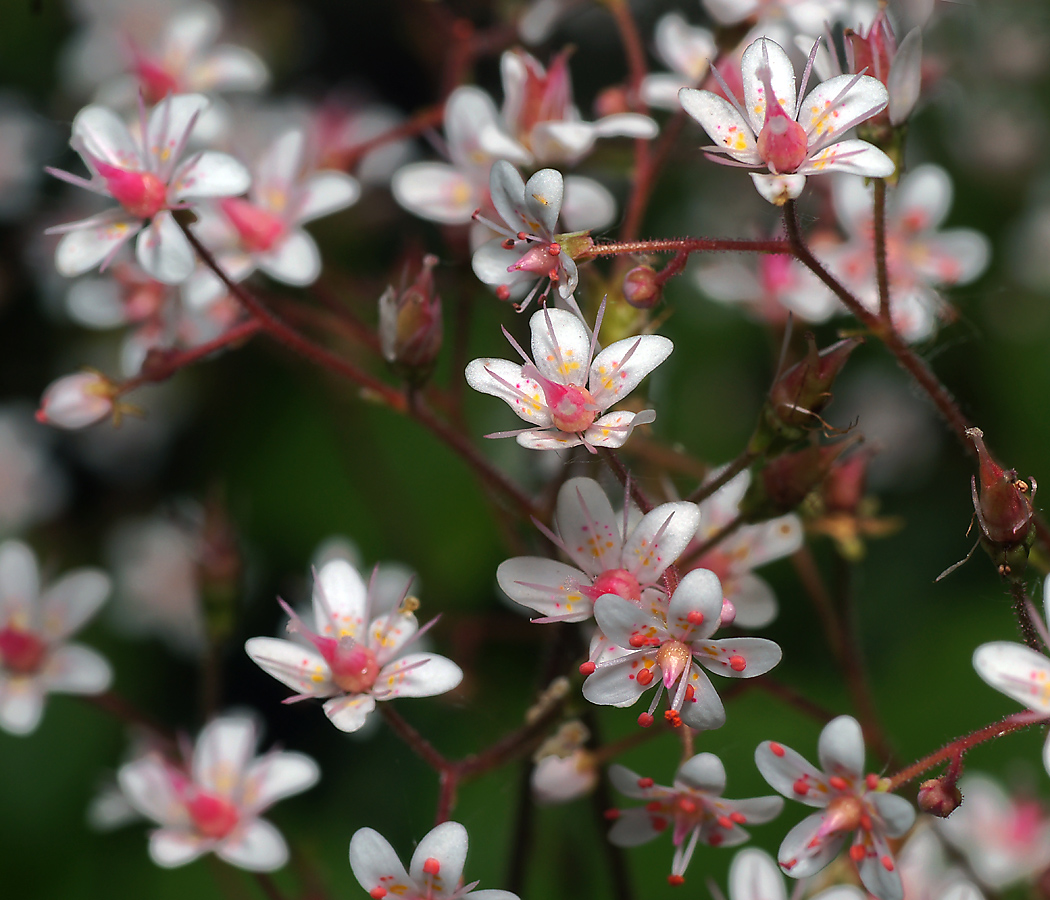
xmin=967 ymin=427 xmax=1036 ymax=576
xmin=623 ymin=265 xmax=661 ymax=309
xmin=36 ymin=372 xmax=116 ymax=430
xmin=531 ymin=749 xmax=598 ymax=804
xmin=742 ymin=442 xmax=852 ymax=519
xmin=917 ymin=776 xmax=962 ymax=818
xmin=823 ymin=452 xmax=870 ymax=514
xmin=378 ymin=255 xmax=443 ymax=384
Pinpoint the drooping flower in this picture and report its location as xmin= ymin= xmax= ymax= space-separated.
xmin=349 ymin=821 xmax=519 ymax=900
xmin=725 ymin=847 xmax=865 ymax=900
xmin=640 ymin=14 xmax=718 ymax=110
xmin=818 ymin=165 xmax=990 ymax=342
xmin=498 ymin=476 xmax=699 ymax=624
xmin=117 ymin=714 xmax=319 ymax=870
xmin=608 ymin=752 xmax=783 ymax=884
xmin=465 ymin=304 xmax=672 ymax=451
xmin=36 ymin=371 xmax=118 ymax=430
xmin=0 ymin=540 xmax=112 ymax=735
xmin=47 ymin=93 xmax=251 ymax=283
xmin=245 ymin=558 xmax=463 ymax=733
xmin=679 ymin=37 xmax=894 ymax=205
xmin=755 ymin=715 xmax=916 ymax=900
xmin=687 ymin=469 xmax=803 ymax=629
xmin=584 ymin=568 xmax=782 ymax=729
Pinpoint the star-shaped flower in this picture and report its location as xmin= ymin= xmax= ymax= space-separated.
xmin=725 ymin=847 xmax=866 ymax=900
xmin=679 ymin=37 xmax=894 ymax=205
xmin=755 ymin=715 xmax=916 ymax=900
xmin=465 ymin=304 xmax=672 ymax=451
xmin=245 ymin=558 xmax=463 ymax=733
xmin=608 ymin=752 xmax=783 ymax=884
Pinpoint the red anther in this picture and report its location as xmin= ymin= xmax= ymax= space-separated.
xmin=638 ymin=777 xmax=655 ymax=789
xmin=860 ymin=814 xmax=872 ymax=831
xmin=770 ymin=742 xmax=786 ymax=757
xmin=517 ymin=231 xmax=529 ymax=240
xmin=684 ymin=684 xmax=695 ymax=702
xmin=495 ymin=285 xmax=511 ymax=301
xmin=880 ymin=856 xmax=895 ymax=872
xmin=636 ymin=668 xmax=653 ymax=686
xmin=548 ymin=242 xmax=561 ymax=255
xmin=865 ymin=773 xmax=879 ymax=790
xmin=604 ymin=808 xmax=621 ymax=820
xmin=664 ymin=710 xmax=682 ymax=727
xmin=548 ymin=267 xmax=560 ymax=281
xmin=829 ymin=776 xmax=849 ymax=791
xmin=677 ymin=797 xmax=698 ymax=815
xmin=648 ymin=636 xmax=662 ymax=646
xmin=729 ymin=655 xmax=746 ymax=672
xmin=686 ymin=610 xmax=704 ymax=625
xmin=646 ymin=801 xmax=662 ymax=812
xmin=629 ymin=633 xmax=646 ymax=648
xmin=668 ymin=875 xmax=686 ymax=887
xmin=651 ymin=816 xmax=668 ymax=832
xmin=370 ymin=888 xmax=388 ymax=900
xmin=730 ymin=812 xmax=747 ymax=824
xmin=717 ymin=815 xmax=733 ymax=829
xmin=849 ymin=845 xmax=866 ymax=862
xmin=423 ymin=858 xmax=441 ymax=876
xmin=709 ymin=833 xmax=723 ymax=846
xmin=792 ymin=778 xmax=809 ymax=795
xmin=501 ymin=238 xmax=516 ymax=249
xmin=579 ymin=661 xmax=596 ymax=676
xmin=638 ymin=712 xmax=654 ymax=728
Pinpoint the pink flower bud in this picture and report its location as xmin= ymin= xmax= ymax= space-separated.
xmin=623 ymin=265 xmax=662 ymax=309
xmin=743 ymin=442 xmax=852 ymax=518
xmin=531 ymin=750 xmax=598 ymax=804
xmin=378 ymin=255 xmax=443 ymax=382
xmin=36 ymin=372 xmax=116 ymax=430
xmin=917 ymin=776 xmax=962 ymax=818
xmin=822 ymin=452 xmax=870 ymax=514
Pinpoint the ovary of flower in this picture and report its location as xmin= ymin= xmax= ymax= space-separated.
xmin=679 ymin=37 xmax=894 ymax=205
xmin=244 ymin=558 xmax=462 ymax=733
xmin=465 ymin=303 xmax=672 ymax=452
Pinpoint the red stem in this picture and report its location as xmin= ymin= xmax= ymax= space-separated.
xmin=872 ymin=178 xmax=891 ymax=322
xmin=592 ymin=237 xmax=790 ymax=257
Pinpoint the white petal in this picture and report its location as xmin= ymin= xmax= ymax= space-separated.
xmin=642 ymin=74 xmax=691 ymax=111
xmin=323 ymin=693 xmax=377 ymax=732
xmin=725 ymin=573 xmax=778 ymax=629
xmin=496 ymin=557 xmax=592 ymax=622
xmin=870 ymin=792 xmax=915 ymax=838
xmin=655 ymin=13 xmax=716 ymax=82
xmin=40 ymin=644 xmax=112 ymax=694
xmin=137 ymin=211 xmax=195 ymax=284
xmin=516 ymin=430 xmax=582 ymax=451
xmin=676 ymin=751 xmax=726 ymax=793
xmin=556 ymin=477 xmax=622 ymax=576
xmin=531 ymin=751 xmax=598 ymax=804
xmin=529 ymin=122 xmax=596 ymax=167
xmin=464 ymin=358 xmax=552 ymax=426
xmin=529 ymin=307 xmax=592 ymax=386
xmin=593 ymin=113 xmax=659 ymax=140
xmin=349 ymin=828 xmax=412 ymax=895
xmin=145 ymin=94 xmax=210 ymax=176
xmin=39 ymin=569 xmax=110 ymax=640
xmin=489 ymin=160 xmax=528 ymax=233
xmin=368 ymin=611 xmax=419 ymax=667
xmin=252 ymin=130 xmax=304 ymax=209
xmin=217 ymin=819 xmax=289 ymax=872
xmin=679 ymin=665 xmax=726 ymax=730
xmin=67 ymin=276 xmax=127 ymax=328
xmin=391 ymin=163 xmax=479 ymax=225
xmin=374 ymin=653 xmax=463 ymax=699
xmin=694 ymin=637 xmax=782 ymax=679
xmin=797 ymin=141 xmax=895 ymax=178
xmin=0 ymin=540 xmax=39 ymax=613
xmin=894 ymin=164 xmax=952 ymax=232
xmin=730 ymin=515 xmax=804 ymax=569
xmin=583 ymin=410 xmax=656 ymax=448
xmin=444 ymin=86 xmax=512 ymax=169
xmin=730 ymin=847 xmax=787 ymax=900
xmin=38 ymin=372 xmax=113 ymax=430
xmin=588 ymin=334 xmax=673 ymax=411
xmin=244 ymin=637 xmax=336 ymax=697
xmin=887 ymin=28 xmax=922 ymax=126
xmin=679 ymin=89 xmax=760 ymax=165
xmin=703 ymin=0 xmax=759 ymax=26
xmin=754 ymin=740 xmax=830 ymax=806
xmin=164 ymin=5 xmax=221 ymax=59
xmin=594 ymin=593 xmax=662 ymax=652
xmin=118 ymin=755 xmax=187 ymax=826
xmin=171 ymin=151 xmax=251 ymax=200
xmin=410 ymin=821 xmax=468 ymax=900
xmin=562 ymin=175 xmax=617 ymax=232
xmin=913 ymin=231 xmax=990 ymax=286
xmin=72 ymin=106 xmax=142 ymax=170
xmin=609 ymin=763 xmax=659 ymax=799
xmin=55 ymin=212 xmax=141 ymax=276
xmin=582 ymin=656 xmax=651 ymax=709
xmin=149 ymin=829 xmax=208 ymax=867
xmin=0 ymin=675 xmax=44 ymax=735
xmin=257 ymin=230 xmax=321 ymax=287
xmin=750 ymin=173 xmax=808 ymax=205
xmin=191 ymin=46 xmax=270 ymax=93
xmin=471 ymin=241 xmax=530 ymax=294
xmin=242 ymin=752 xmax=319 ymax=813
xmin=799 ymin=75 xmax=888 ymax=148
xmin=665 ymin=567 xmax=722 ymax=640
xmin=741 ymin=38 xmax=797 ymax=135
xmin=626 ymin=502 xmax=702 ymax=589
xmin=522 ymin=168 xmax=564 ymax=237
xmin=818 ymin=715 xmax=866 ymax=779
xmin=973 ymin=641 xmax=1050 ymax=713
xmin=296 ymin=171 xmax=360 ymax=223
xmin=856 ymin=828 xmax=904 ymax=900
xmin=608 ymin=807 xmax=665 ymax=847
xmin=778 ymin=812 xmax=844 ymax=878
xmin=312 ymin=557 xmax=369 ymax=638
xmin=193 ymin=715 xmax=257 ymax=795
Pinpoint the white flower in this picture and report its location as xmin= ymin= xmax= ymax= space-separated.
xmin=497 ymin=476 xmax=699 ymax=624
xmin=726 ymin=848 xmax=865 ymax=900
xmin=0 ymin=540 xmax=112 ymax=735
xmin=896 ymin=822 xmax=987 ymax=900
xmin=755 ymin=715 xmax=916 ymax=900
xmin=608 ymin=753 xmax=783 ymax=883
xmin=349 ymin=821 xmax=519 ymax=900
xmin=36 ymin=372 xmax=116 ymax=431
xmin=640 ymin=14 xmax=718 ymax=110
xmin=245 ymin=558 xmax=462 ymax=733
xmin=679 ymin=37 xmax=894 ymax=205
xmin=118 ymin=714 xmax=319 ymax=870
xmin=47 ymin=93 xmax=251 ymax=283
xmin=531 ymin=749 xmax=598 ymax=804
xmin=465 ymin=305 xmax=672 ymax=452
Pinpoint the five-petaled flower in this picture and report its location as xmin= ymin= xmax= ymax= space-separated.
xmin=117 ymin=714 xmax=319 ymax=870
xmin=349 ymin=820 xmax=520 ymax=900
xmin=47 ymin=93 xmax=251 ymax=283
xmin=245 ymin=558 xmax=463 ymax=732
xmin=679 ymin=37 xmax=894 ymax=205
xmin=608 ymin=752 xmax=783 ymax=885
xmin=0 ymin=540 xmax=112 ymax=735
xmin=755 ymin=715 xmax=916 ymax=900
xmin=465 ymin=303 xmax=672 ymax=451
xmin=497 ymin=476 xmax=699 ymax=624
xmin=584 ymin=568 xmax=782 ymax=730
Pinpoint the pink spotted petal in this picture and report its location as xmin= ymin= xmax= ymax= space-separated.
xmin=244 ymin=637 xmax=337 ymax=697
xmin=496 ymin=557 xmax=592 ymax=621
xmin=529 ymin=307 xmax=592 ymax=386
xmin=588 ymin=334 xmax=673 ymax=412
xmin=818 ymin=715 xmax=866 ymax=781
xmin=136 ymin=211 xmax=195 ymax=284
xmin=666 ymin=568 xmax=723 ymax=641
xmin=118 ymin=754 xmax=189 ymax=827
xmin=350 ymin=827 xmax=412 ymax=894
xmin=295 ymin=171 xmax=360 ymax=224
xmin=0 ymin=540 xmax=39 ymax=615
xmin=0 ymin=674 xmax=45 ymax=735
xmin=593 ymin=593 xmax=662 ymax=651
xmin=322 ymin=693 xmax=376 ymax=732
xmin=973 ymin=641 xmax=1050 ymax=714
xmin=725 ymin=573 xmax=778 ymax=630
xmin=675 ymin=751 xmax=726 ymax=793
xmin=581 ymin=652 xmax=653 ymax=708
xmin=55 ymin=212 xmax=142 ymax=277
xmin=679 ymin=88 xmax=761 ymax=165
xmin=373 ymin=653 xmax=462 ymax=700
xmin=392 ymin=162 xmax=480 ymax=225
xmin=583 ymin=410 xmax=656 ymax=449
xmin=741 ymin=38 xmax=797 ymax=135
xmin=257 ymin=229 xmax=321 ymax=287
xmin=193 ymin=715 xmax=257 ymax=795
xmin=855 ymin=827 xmax=905 ymax=900
xmin=516 ymin=429 xmax=583 ymax=451
xmin=312 ymin=558 xmax=368 ymax=640
xmin=170 ymin=151 xmax=250 ymax=201
xmin=777 ymin=812 xmax=845 ymax=879
xmin=678 ymin=665 xmax=726 ymax=731
xmin=409 ymin=821 xmax=468 ymax=900
xmin=72 ymin=106 xmax=143 ymax=171
xmin=798 ymin=74 xmax=888 ymax=150
xmin=796 ymin=141 xmax=894 ymax=178
xmin=464 ymin=358 xmax=552 ymax=427
xmin=624 ymin=501 xmax=701 ymax=589
xmin=39 ymin=644 xmax=112 ymax=694
xmin=693 ymin=637 xmax=782 ymax=679
xmin=39 ymin=568 xmax=110 ymax=641
xmin=556 ymin=477 xmax=622 ymax=576
xmin=145 ymin=94 xmax=210 ymax=179
xmin=754 ymin=740 xmax=830 ymax=806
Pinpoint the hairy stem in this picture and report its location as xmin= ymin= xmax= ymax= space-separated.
xmin=872 ymin=178 xmax=891 ymax=321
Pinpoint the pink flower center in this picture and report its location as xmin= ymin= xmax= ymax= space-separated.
xmin=0 ymin=626 xmax=46 ymax=675
xmin=655 ymin=639 xmax=692 ymax=690
xmin=134 ymin=57 xmax=181 ymax=106
xmin=584 ymin=568 xmax=642 ymax=605
xmin=219 ymin=197 xmax=286 ymax=253
xmin=1010 ymin=801 xmax=1044 ymax=845
xmin=821 ymin=793 xmax=865 ymax=836
xmin=326 ymin=640 xmax=381 ymax=694
xmin=536 ymin=378 xmax=598 ymax=433
xmin=95 ymin=162 xmax=168 ymax=219
xmin=508 ymin=243 xmax=561 ymax=278
xmin=756 ymin=101 xmax=809 ymax=175
xmin=186 ymin=791 xmax=241 ymax=840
